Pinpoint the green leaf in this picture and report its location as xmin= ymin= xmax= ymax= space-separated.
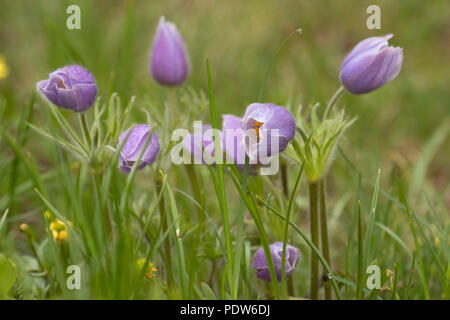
xmin=0 ymin=253 xmax=16 ymax=298
xmin=201 ymin=282 xmax=217 ymax=300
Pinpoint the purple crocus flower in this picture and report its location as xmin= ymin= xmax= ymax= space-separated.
xmin=182 ymin=115 xmax=258 ymax=172
xmin=340 ymin=34 xmax=403 ymax=94
xmin=117 ymin=124 xmax=160 ymax=174
xmin=252 ymin=242 xmax=300 ymax=282
xmin=242 ymin=103 xmax=295 ymax=163
xmin=182 ymin=123 xmax=222 ymax=165
xmin=222 ymin=114 xmax=245 ymax=166
xmin=150 ymin=16 xmax=189 ymax=86
xmin=36 ymin=65 xmax=98 ymax=112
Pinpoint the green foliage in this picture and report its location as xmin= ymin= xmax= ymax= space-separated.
xmin=286 ymin=104 xmax=356 ymax=182
xmin=0 ymin=0 xmax=448 ymax=301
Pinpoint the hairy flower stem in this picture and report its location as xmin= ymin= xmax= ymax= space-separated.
xmin=185 ymin=164 xmax=204 ymax=223
xmin=323 ymin=86 xmax=345 ymax=120
xmin=319 ymin=179 xmax=332 ymax=299
xmin=168 ymin=88 xmax=179 ymax=126
xmin=155 ymin=178 xmax=174 ymax=288
xmin=185 ymin=164 xmax=204 ymax=297
xmin=79 ymin=113 xmax=92 ymax=152
xmin=309 ymin=181 xmax=320 ymax=300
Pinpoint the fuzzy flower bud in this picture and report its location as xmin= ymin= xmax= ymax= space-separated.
xmin=339 ymin=34 xmax=403 ymax=94
xmin=117 ymin=124 xmax=160 ymax=174
xmin=150 ymin=16 xmax=189 ymax=86
xmin=251 ymin=242 xmax=300 ymax=282
xmin=36 ymin=65 xmax=98 ymax=112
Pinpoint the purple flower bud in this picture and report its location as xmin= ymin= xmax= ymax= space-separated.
xmin=117 ymin=124 xmax=160 ymax=174
xmin=242 ymin=103 xmax=295 ymax=162
xmin=36 ymin=65 xmax=98 ymax=112
xmin=150 ymin=16 xmax=189 ymax=86
xmin=340 ymin=34 xmax=403 ymax=94
xmin=252 ymin=242 xmax=300 ymax=282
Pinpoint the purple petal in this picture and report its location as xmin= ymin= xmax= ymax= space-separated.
xmin=242 ymin=103 xmax=295 ymax=160
xmin=117 ymin=124 xmax=160 ymax=174
xmin=150 ymin=16 xmax=189 ymax=86
xmin=251 ymin=242 xmax=300 ymax=282
xmin=340 ymin=34 xmax=403 ymax=94
xmin=36 ymin=65 xmax=97 ymax=112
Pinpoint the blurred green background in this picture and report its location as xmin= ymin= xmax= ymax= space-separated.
xmin=0 ymin=0 xmax=448 ymax=299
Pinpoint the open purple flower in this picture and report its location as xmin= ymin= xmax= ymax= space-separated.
xmin=252 ymin=242 xmax=300 ymax=282
xmin=182 ymin=123 xmax=222 ymax=165
xmin=182 ymin=115 xmax=258 ymax=172
xmin=36 ymin=65 xmax=97 ymax=112
xmin=150 ymin=16 xmax=189 ymax=86
xmin=117 ymin=124 xmax=160 ymax=174
xmin=340 ymin=34 xmax=403 ymax=94
xmin=242 ymin=103 xmax=295 ymax=163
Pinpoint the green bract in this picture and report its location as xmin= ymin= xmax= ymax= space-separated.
xmin=285 ymin=104 xmax=356 ymax=182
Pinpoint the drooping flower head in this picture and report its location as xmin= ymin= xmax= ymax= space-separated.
xmin=36 ymin=65 xmax=98 ymax=112
xmin=340 ymin=34 xmax=403 ymax=94
xmin=150 ymin=16 xmax=189 ymax=86
xmin=252 ymin=242 xmax=300 ymax=282
xmin=242 ymin=103 xmax=295 ymax=163
xmin=117 ymin=124 xmax=160 ymax=174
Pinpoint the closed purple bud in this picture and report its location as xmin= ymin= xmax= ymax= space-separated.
xmin=117 ymin=124 xmax=160 ymax=174
xmin=36 ymin=65 xmax=98 ymax=112
xmin=340 ymin=34 xmax=403 ymax=94
xmin=242 ymin=103 xmax=295 ymax=162
xmin=150 ymin=16 xmax=189 ymax=86
xmin=252 ymin=242 xmax=300 ymax=282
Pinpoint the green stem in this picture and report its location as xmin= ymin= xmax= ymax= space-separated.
xmin=185 ymin=164 xmax=203 ymax=298
xmin=185 ymin=164 xmax=204 ymax=222
xmin=281 ymin=166 xmax=303 ymax=299
xmin=319 ymin=179 xmax=332 ymax=299
xmin=280 ymin=161 xmax=289 ymax=198
xmin=79 ymin=112 xmax=92 ymax=151
xmin=308 ymin=181 xmax=319 ymax=300
xmin=258 ymin=28 xmax=302 ymax=101
xmin=168 ymin=87 xmax=178 ymax=126
xmin=323 ymin=86 xmax=345 ymax=120
xmin=155 ymin=176 xmax=174 ymax=288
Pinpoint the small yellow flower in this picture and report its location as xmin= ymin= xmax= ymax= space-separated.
xmin=0 ymin=55 xmax=9 ymax=79
xmin=136 ymin=258 xmax=157 ymax=280
xmin=49 ymin=217 xmax=71 ymax=244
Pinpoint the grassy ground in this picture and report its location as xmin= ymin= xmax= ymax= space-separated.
xmin=0 ymin=0 xmax=448 ymax=299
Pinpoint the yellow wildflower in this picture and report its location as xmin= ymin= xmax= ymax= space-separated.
xmin=49 ymin=218 xmax=71 ymax=244
xmin=136 ymin=258 xmax=157 ymax=279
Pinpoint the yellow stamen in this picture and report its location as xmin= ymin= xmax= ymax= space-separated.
xmin=252 ymin=120 xmax=264 ymax=139
xmin=57 ymin=79 xmax=66 ymax=89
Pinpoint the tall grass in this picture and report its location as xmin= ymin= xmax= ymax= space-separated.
xmin=0 ymin=0 xmax=448 ymax=300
